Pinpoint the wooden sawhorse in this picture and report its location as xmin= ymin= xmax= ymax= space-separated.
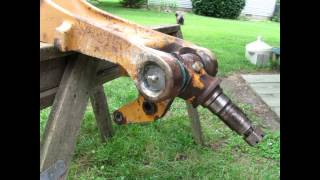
xmin=40 ymin=24 xmax=204 ymax=177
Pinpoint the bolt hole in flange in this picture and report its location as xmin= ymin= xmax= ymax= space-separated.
xmin=142 ymin=101 xmax=157 ymax=115
xmin=113 ymin=111 xmax=125 ymax=125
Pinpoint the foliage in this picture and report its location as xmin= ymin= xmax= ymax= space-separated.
xmin=192 ymin=0 xmax=246 ymax=19
xmin=269 ymin=55 xmax=280 ymax=70
xmin=120 ymin=0 xmax=146 ymax=8
xmin=271 ymin=15 xmax=280 ymax=22
xmin=271 ymin=1 xmax=280 ymax=22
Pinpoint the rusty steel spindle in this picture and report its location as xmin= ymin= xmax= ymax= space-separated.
xmin=203 ymin=86 xmax=264 ymax=146
xmin=175 ymin=53 xmax=264 ymax=146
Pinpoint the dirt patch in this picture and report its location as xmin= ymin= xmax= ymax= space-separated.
xmin=210 ymin=139 xmax=227 ymax=151
xmin=220 ymin=73 xmax=280 ymax=131
xmin=175 ymin=153 xmax=188 ymax=161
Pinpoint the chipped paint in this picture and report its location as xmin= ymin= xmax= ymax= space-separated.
xmin=192 ymin=74 xmax=205 ymax=89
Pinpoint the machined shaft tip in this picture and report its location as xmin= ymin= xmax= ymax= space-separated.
xmin=244 ymin=127 xmax=264 ymax=146
xmin=203 ymin=86 xmax=264 ymax=146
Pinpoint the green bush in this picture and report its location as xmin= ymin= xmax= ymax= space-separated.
xmin=192 ymin=0 xmax=246 ymax=19
xmin=271 ymin=15 xmax=280 ymax=22
xmin=120 ymin=0 xmax=145 ymax=8
xmin=271 ymin=1 xmax=280 ymax=22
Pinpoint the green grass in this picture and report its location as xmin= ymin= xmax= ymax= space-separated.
xmin=40 ymin=1 xmax=280 ymax=179
xmin=41 ymin=78 xmax=280 ymax=179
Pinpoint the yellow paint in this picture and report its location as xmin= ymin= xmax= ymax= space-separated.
xmin=192 ymin=74 xmax=204 ymax=89
xmin=118 ymin=95 xmax=170 ymax=124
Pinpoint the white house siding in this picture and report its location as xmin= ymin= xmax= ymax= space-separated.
xmin=148 ymin=0 xmax=192 ymax=9
xmin=177 ymin=0 xmax=192 ymax=9
xmin=241 ymin=0 xmax=276 ymax=18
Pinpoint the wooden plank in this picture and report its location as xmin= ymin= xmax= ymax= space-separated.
xmin=95 ymin=59 xmax=117 ymax=72
xmin=40 ymin=58 xmax=67 ymax=92
xmin=186 ymin=103 xmax=204 ymax=145
xmin=242 ymin=74 xmax=280 ymax=83
xmin=175 ymin=30 xmax=183 ymax=39
xmin=90 ymin=85 xmax=114 ymax=142
xmin=40 ymin=42 xmax=74 ymax=61
xmin=40 ymin=66 xmax=121 ymax=109
xmin=149 ymin=24 xmax=181 ymax=35
xmin=40 ymin=54 xmax=99 ymax=173
xmin=40 ymin=42 xmax=52 ymax=49
xmin=94 ymin=65 xmax=122 ymax=86
xmin=40 ymin=56 xmax=116 ymax=93
xmin=40 ymin=87 xmax=59 ymax=110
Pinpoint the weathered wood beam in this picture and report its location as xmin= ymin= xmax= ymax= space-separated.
xmin=40 ymin=54 xmax=99 ymax=173
xmin=90 ymin=85 xmax=114 ymax=142
xmin=40 ymin=42 xmax=74 ymax=61
xmin=186 ymin=102 xmax=204 ymax=145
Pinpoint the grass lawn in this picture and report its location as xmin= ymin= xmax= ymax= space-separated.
xmin=40 ymin=1 xmax=280 ymax=179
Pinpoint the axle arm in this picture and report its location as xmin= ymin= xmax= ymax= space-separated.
xmin=40 ymin=0 xmax=264 ymax=146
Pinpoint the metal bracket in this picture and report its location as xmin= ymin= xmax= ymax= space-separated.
xmin=113 ymin=95 xmax=173 ymax=124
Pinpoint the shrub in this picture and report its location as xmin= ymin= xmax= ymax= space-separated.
xmin=120 ymin=0 xmax=146 ymax=8
xmin=271 ymin=15 xmax=280 ymax=22
xmin=271 ymin=0 xmax=280 ymax=22
xmin=192 ymin=0 xmax=246 ymax=19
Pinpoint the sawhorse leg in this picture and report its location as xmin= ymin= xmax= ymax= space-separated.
xmin=186 ymin=102 xmax=204 ymax=146
xmin=90 ymin=85 xmax=114 ymax=142
xmin=40 ymin=54 xmax=98 ymax=178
